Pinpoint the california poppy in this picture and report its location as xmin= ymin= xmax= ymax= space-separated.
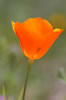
xmin=11 ymin=17 xmax=63 ymax=60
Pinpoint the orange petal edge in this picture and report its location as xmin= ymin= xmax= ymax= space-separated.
xmin=11 ymin=21 xmax=15 ymax=33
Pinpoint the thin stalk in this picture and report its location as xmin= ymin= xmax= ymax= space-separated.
xmin=3 ymin=85 xmax=6 ymax=100
xmin=22 ymin=59 xmax=33 ymax=100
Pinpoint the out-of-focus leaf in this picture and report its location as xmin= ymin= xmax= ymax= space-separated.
xmin=49 ymin=14 xmax=66 ymax=31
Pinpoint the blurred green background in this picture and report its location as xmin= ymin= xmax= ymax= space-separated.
xmin=0 ymin=0 xmax=66 ymax=100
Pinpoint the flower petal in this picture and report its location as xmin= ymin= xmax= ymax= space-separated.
xmin=11 ymin=21 xmax=15 ymax=32
xmin=33 ymin=28 xmax=63 ymax=59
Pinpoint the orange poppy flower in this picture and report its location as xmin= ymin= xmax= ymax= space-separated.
xmin=11 ymin=17 xmax=63 ymax=60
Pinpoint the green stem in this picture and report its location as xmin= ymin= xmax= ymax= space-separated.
xmin=22 ymin=59 xmax=33 ymax=100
